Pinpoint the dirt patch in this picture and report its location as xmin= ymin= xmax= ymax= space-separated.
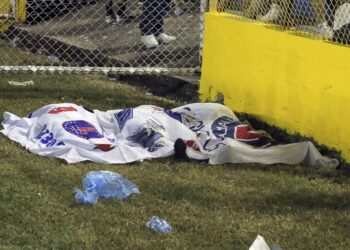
xmin=108 ymin=73 xmax=200 ymax=103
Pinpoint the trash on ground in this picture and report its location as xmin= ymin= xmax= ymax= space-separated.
xmin=270 ymin=244 xmax=282 ymax=250
xmin=8 ymin=80 xmax=34 ymax=86
xmin=249 ymin=235 xmax=271 ymax=250
xmin=146 ymin=216 xmax=172 ymax=234
xmin=74 ymin=170 xmax=140 ymax=205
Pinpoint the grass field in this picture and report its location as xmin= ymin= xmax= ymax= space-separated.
xmin=0 ymin=73 xmax=349 ymax=249
xmin=0 ymin=42 xmax=52 ymax=66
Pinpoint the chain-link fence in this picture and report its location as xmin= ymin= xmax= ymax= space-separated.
xmin=216 ymin=0 xmax=350 ymax=45
xmin=0 ymin=0 xmax=205 ymax=74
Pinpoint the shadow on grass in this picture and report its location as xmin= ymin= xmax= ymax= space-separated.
xmin=153 ymin=157 xmax=350 ymax=183
xmin=141 ymin=164 xmax=350 ymax=214
xmin=216 ymin=162 xmax=350 ymax=183
xmin=0 ymin=83 xmax=177 ymax=112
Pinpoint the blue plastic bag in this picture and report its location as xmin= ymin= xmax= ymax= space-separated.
xmin=146 ymin=216 xmax=172 ymax=234
xmin=74 ymin=170 xmax=140 ymax=205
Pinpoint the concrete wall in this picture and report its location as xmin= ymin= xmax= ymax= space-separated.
xmin=200 ymin=12 xmax=350 ymax=162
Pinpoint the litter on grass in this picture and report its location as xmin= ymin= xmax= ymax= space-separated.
xmin=8 ymin=80 xmax=34 ymax=86
xmin=74 ymin=170 xmax=140 ymax=205
xmin=249 ymin=235 xmax=271 ymax=250
xmin=146 ymin=216 xmax=173 ymax=234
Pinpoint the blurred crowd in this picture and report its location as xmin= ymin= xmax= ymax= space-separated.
xmin=218 ymin=0 xmax=349 ymax=44
xmin=103 ymin=0 xmax=349 ymax=47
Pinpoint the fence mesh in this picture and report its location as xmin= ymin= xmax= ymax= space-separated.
xmin=216 ymin=0 xmax=350 ymax=45
xmin=0 ymin=0 xmax=202 ymax=74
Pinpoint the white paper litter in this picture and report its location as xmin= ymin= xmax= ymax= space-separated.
xmin=8 ymin=80 xmax=34 ymax=86
xmin=249 ymin=235 xmax=271 ymax=250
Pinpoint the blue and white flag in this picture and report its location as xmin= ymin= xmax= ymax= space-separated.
xmin=1 ymin=103 xmax=338 ymax=167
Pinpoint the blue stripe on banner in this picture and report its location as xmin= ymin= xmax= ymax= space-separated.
xmin=114 ymin=108 xmax=133 ymax=130
xmin=164 ymin=109 xmax=182 ymax=122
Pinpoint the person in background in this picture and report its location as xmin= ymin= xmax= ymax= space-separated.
xmin=242 ymin=0 xmax=272 ymax=20
xmin=105 ymin=0 xmax=134 ymax=24
xmin=251 ymin=0 xmax=293 ymax=26
xmin=173 ymin=0 xmax=188 ymax=16
xmin=253 ymin=0 xmax=338 ymax=39
xmin=308 ymin=0 xmax=334 ymax=38
xmin=140 ymin=0 xmax=176 ymax=48
xmin=332 ymin=2 xmax=350 ymax=44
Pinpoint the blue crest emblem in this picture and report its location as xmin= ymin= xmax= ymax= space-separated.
xmin=211 ymin=116 xmax=240 ymax=138
xmin=63 ymin=120 xmax=103 ymax=139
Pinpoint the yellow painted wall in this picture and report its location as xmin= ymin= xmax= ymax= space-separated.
xmin=0 ymin=0 xmax=26 ymax=32
xmin=200 ymin=12 xmax=350 ymax=161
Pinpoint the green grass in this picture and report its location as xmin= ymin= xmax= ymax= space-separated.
xmin=0 ymin=73 xmax=349 ymax=249
xmin=0 ymin=43 xmax=52 ymax=66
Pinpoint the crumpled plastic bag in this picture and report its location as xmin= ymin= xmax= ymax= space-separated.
xmin=74 ymin=170 xmax=140 ymax=205
xmin=146 ymin=216 xmax=172 ymax=234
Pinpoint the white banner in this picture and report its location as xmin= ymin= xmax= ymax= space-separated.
xmin=1 ymin=103 xmax=338 ymax=167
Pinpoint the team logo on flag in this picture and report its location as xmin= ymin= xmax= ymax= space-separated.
xmin=211 ymin=116 xmax=273 ymax=147
xmin=211 ymin=116 xmax=261 ymax=141
xmin=211 ymin=116 xmax=237 ymax=138
xmin=63 ymin=120 xmax=104 ymax=139
xmin=49 ymin=106 xmax=77 ymax=114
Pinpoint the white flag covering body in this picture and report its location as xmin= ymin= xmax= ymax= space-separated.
xmin=1 ymin=103 xmax=338 ymax=167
